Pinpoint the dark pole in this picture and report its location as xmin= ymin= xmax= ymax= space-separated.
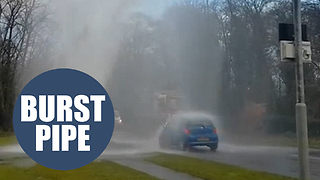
xmin=293 ymin=0 xmax=310 ymax=179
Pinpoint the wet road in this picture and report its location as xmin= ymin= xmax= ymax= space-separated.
xmin=1 ymin=131 xmax=320 ymax=180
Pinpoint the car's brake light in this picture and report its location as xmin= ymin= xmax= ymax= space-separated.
xmin=184 ymin=129 xmax=190 ymax=135
xmin=213 ymin=129 xmax=217 ymax=134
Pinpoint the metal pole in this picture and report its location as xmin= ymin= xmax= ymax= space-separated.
xmin=293 ymin=0 xmax=310 ymax=180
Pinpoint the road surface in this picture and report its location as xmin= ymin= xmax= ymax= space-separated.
xmin=1 ymin=131 xmax=320 ymax=180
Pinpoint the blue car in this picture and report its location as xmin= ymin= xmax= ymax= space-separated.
xmin=158 ymin=113 xmax=219 ymax=151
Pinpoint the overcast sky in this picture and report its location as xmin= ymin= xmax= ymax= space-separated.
xmin=137 ymin=0 xmax=179 ymax=18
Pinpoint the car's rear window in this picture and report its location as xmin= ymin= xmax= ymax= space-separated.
xmin=185 ymin=119 xmax=213 ymax=128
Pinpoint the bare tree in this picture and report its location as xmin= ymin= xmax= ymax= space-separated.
xmin=0 ymin=0 xmax=51 ymax=130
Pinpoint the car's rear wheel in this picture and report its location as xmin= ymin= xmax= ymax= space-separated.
xmin=178 ymin=141 xmax=188 ymax=151
xmin=209 ymin=144 xmax=218 ymax=151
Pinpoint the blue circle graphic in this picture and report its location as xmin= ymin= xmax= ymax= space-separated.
xmin=13 ymin=68 xmax=114 ymax=170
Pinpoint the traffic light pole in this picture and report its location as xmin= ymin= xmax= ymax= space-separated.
xmin=293 ymin=0 xmax=310 ymax=179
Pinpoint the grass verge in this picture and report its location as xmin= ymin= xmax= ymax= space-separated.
xmin=222 ymin=134 xmax=320 ymax=149
xmin=146 ymin=153 xmax=296 ymax=180
xmin=262 ymin=136 xmax=320 ymax=149
xmin=0 ymin=136 xmax=17 ymax=146
xmin=308 ymin=138 xmax=320 ymax=149
xmin=0 ymin=161 xmax=159 ymax=180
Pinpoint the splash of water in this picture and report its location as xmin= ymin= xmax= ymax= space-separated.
xmin=49 ymin=0 xmax=146 ymax=86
